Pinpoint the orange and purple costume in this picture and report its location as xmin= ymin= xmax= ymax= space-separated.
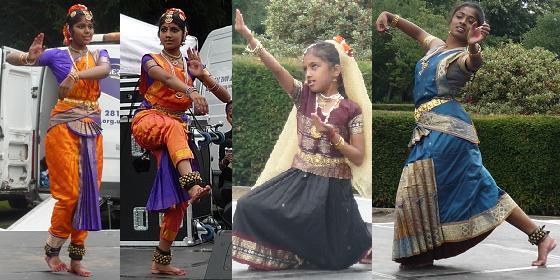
xmin=132 ymin=53 xmax=195 ymax=242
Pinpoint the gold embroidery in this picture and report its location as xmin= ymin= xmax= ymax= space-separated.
xmin=392 ymin=158 xmax=443 ymax=260
xmin=416 ymin=111 xmax=480 ymax=144
xmin=297 ymin=150 xmax=345 ymax=166
xmin=290 ymin=79 xmax=303 ymax=107
xmin=349 ymin=114 xmax=363 ymax=134
xmin=232 ymin=235 xmax=302 ymax=269
xmin=414 ymin=98 xmax=450 ymax=121
xmin=61 ymin=98 xmax=99 ymax=111
xmin=173 ymin=148 xmax=193 ymax=164
xmin=441 ymin=193 xmax=517 ymax=242
xmin=291 ymin=155 xmax=352 ymax=179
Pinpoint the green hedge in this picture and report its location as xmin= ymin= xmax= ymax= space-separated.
xmin=372 ymin=103 xmax=415 ymax=111
xmin=373 ymin=110 xmax=560 ymax=216
xmin=233 ymin=55 xmax=372 ymax=186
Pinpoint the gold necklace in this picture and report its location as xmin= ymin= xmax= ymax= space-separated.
xmin=160 ymin=52 xmax=188 ymax=99
xmin=69 ymin=45 xmax=88 ymax=56
xmin=310 ymin=93 xmax=343 ymax=139
xmin=162 ymin=49 xmax=182 ymax=66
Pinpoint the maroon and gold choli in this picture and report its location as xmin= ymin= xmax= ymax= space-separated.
xmin=290 ymin=79 xmax=364 ymax=179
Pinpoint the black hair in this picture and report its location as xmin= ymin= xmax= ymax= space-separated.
xmin=304 ymin=42 xmax=346 ymax=97
xmin=450 ymin=1 xmax=485 ymax=26
xmin=157 ymin=12 xmax=188 ymax=45
xmin=225 ymin=100 xmax=232 ymax=113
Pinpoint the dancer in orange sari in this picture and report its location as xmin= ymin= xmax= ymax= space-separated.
xmin=131 ymin=8 xmax=230 ymax=275
xmin=6 ymin=4 xmax=110 ymax=277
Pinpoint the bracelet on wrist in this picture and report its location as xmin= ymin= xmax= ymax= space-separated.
xmin=390 ymin=14 xmax=401 ymax=28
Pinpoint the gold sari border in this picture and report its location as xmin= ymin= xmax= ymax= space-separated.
xmin=441 ymin=193 xmax=518 ymax=242
xmin=232 ymin=234 xmax=302 ymax=270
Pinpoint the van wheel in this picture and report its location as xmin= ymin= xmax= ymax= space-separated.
xmin=8 ymin=197 xmax=29 ymax=209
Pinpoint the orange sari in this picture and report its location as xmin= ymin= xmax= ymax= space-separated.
xmin=47 ymin=51 xmax=103 ymax=246
xmin=131 ymin=53 xmax=195 ymax=242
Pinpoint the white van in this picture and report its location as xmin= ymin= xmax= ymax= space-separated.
xmin=0 ymin=36 xmax=120 ymax=210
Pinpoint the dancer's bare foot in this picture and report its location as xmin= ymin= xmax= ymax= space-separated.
xmin=69 ymin=260 xmax=92 ymax=277
xmin=359 ymin=249 xmax=372 ymax=264
xmin=45 ymin=255 xmax=68 ymax=272
xmin=188 ymin=185 xmax=211 ymax=203
xmin=532 ymin=236 xmax=557 ymax=267
xmin=151 ymin=262 xmax=186 ymax=275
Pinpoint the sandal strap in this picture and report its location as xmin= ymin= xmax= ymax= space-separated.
xmin=152 ymin=246 xmax=172 ymax=265
xmin=528 ymin=225 xmax=550 ymax=245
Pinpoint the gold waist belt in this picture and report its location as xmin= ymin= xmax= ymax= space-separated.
xmin=298 ymin=150 xmax=346 ymax=166
xmin=61 ymin=98 xmax=99 ymax=110
xmin=151 ymin=104 xmax=185 ymax=118
xmin=414 ymin=98 xmax=450 ymax=121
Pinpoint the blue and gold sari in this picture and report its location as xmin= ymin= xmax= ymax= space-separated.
xmin=392 ymin=44 xmax=518 ymax=264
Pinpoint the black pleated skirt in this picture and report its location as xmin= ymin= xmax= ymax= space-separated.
xmin=232 ymin=168 xmax=371 ymax=270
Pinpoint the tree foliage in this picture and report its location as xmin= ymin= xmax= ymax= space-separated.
xmin=523 ymin=12 xmax=560 ymax=55
xmin=258 ymin=0 xmax=372 ymax=59
xmin=461 ymin=43 xmax=560 ymax=115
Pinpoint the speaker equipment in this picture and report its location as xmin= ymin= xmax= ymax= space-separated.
xmin=204 ymin=230 xmax=232 ymax=279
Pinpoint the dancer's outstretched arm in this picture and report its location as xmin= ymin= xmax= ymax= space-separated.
xmin=375 ymin=12 xmax=444 ymax=51
xmin=235 ymin=9 xmax=295 ymax=94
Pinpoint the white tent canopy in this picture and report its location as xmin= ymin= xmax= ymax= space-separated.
xmin=120 ymin=14 xmax=197 ymax=75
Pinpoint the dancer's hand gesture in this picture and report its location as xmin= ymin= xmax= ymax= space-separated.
xmin=187 ymin=48 xmax=205 ymax=78
xmin=235 ymin=9 xmax=253 ymax=40
xmin=467 ymin=22 xmax=491 ymax=45
xmin=375 ymin=12 xmax=391 ymax=34
xmin=28 ymin=33 xmax=46 ymax=61
xmin=310 ymin=113 xmax=334 ymax=133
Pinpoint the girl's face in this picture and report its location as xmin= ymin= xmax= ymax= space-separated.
xmin=449 ymin=6 xmax=478 ymax=42
xmin=159 ymin=22 xmax=184 ymax=50
xmin=303 ymin=52 xmax=340 ymax=93
xmin=71 ymin=16 xmax=94 ymax=46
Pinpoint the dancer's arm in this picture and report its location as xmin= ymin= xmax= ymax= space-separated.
xmin=186 ymin=48 xmax=231 ymax=103
xmin=338 ymin=133 xmax=365 ymax=166
xmin=58 ymin=61 xmax=110 ymax=99
xmin=375 ymin=11 xmax=444 ymax=51
xmin=235 ymin=9 xmax=295 ymax=94
xmin=146 ymin=60 xmax=209 ymax=115
xmin=6 ymin=33 xmax=45 ymax=66
xmin=464 ymin=22 xmax=490 ymax=72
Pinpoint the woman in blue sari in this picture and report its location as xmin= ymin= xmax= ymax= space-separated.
xmin=375 ymin=2 xmax=556 ymax=268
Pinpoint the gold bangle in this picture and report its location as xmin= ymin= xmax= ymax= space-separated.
xmin=207 ymin=77 xmax=220 ymax=91
xmin=20 ymin=52 xmax=35 ymax=65
xmin=390 ymin=14 xmax=400 ymax=28
xmin=24 ymin=53 xmax=36 ymax=65
xmin=68 ymin=70 xmax=80 ymax=82
xmin=246 ymin=39 xmax=264 ymax=56
xmin=468 ymin=43 xmax=481 ymax=56
xmin=333 ymin=135 xmax=345 ymax=149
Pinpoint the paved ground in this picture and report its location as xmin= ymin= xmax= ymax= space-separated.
xmin=121 ymin=242 xmax=216 ymax=279
xmin=0 ymin=231 xmax=119 ymax=280
xmin=372 ymin=209 xmax=560 ymax=280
